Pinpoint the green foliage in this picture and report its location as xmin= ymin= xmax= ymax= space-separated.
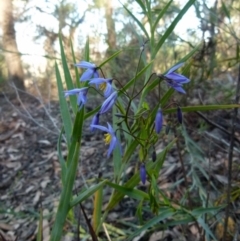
xmin=50 ymin=1 xmax=240 ymax=240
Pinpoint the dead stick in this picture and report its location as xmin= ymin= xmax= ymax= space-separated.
xmin=223 ymin=63 xmax=240 ymax=240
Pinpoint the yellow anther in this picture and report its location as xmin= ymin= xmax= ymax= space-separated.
xmin=104 ymin=133 xmax=111 ymax=145
xmin=99 ymin=82 xmax=107 ymax=91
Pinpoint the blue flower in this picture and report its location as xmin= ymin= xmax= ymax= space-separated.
xmin=90 ymin=113 xmax=100 ymax=131
xmin=99 ymin=91 xmax=118 ymax=114
xmin=90 ymin=122 xmax=119 ymax=158
xmin=140 ymin=163 xmax=146 ymax=185
xmin=155 ymin=109 xmax=163 ymax=134
xmin=164 ymin=63 xmax=190 ymax=94
xmin=64 ymin=87 xmax=88 ymax=109
xmin=75 ymin=61 xmax=99 ymax=81
xmin=89 ymin=78 xmax=113 ymax=98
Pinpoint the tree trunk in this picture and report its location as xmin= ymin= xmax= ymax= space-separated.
xmin=104 ymin=0 xmax=117 ymax=51
xmin=104 ymin=0 xmax=118 ymax=77
xmin=0 ymin=0 xmax=25 ymax=90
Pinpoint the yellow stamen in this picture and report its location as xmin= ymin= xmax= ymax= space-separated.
xmin=104 ymin=133 xmax=111 ymax=145
xmin=99 ymin=82 xmax=107 ymax=91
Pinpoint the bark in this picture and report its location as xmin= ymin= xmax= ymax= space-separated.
xmin=104 ymin=0 xmax=117 ymax=52
xmin=0 ymin=0 xmax=25 ymax=90
xmin=104 ymin=0 xmax=118 ymax=77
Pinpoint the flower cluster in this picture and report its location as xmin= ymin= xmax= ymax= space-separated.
xmin=64 ymin=61 xmax=119 ymax=158
xmin=64 ymin=60 xmax=190 ymax=184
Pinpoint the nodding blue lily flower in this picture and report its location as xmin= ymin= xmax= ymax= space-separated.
xmin=140 ymin=163 xmax=146 ymax=185
xmin=89 ymin=78 xmax=113 ymax=98
xmin=90 ymin=122 xmax=119 ymax=158
xmin=75 ymin=61 xmax=99 ymax=81
xmin=64 ymin=87 xmax=88 ymax=109
xmin=99 ymin=91 xmax=118 ymax=114
xmin=163 ymin=63 xmax=190 ymax=94
xmin=90 ymin=113 xmax=100 ymax=131
xmin=155 ymin=109 xmax=163 ymax=134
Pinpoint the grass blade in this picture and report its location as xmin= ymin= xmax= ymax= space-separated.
xmin=55 ymin=62 xmax=72 ymax=146
xmin=154 ymin=0 xmax=196 ymax=57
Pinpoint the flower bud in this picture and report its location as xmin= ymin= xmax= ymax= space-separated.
xmin=90 ymin=113 xmax=100 ymax=131
xmin=177 ymin=106 xmax=183 ymax=124
xmin=140 ymin=163 xmax=146 ymax=185
xmin=152 ymin=150 xmax=156 ymax=162
xmin=155 ymin=109 xmax=163 ymax=134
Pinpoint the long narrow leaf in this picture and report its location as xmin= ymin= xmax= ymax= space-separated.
xmin=55 ymin=62 xmax=72 ymax=146
xmin=93 ymin=186 xmax=103 ymax=233
xmin=70 ymin=180 xmax=107 ymax=207
xmin=98 ymin=50 xmax=122 ymax=68
xmin=59 ymin=35 xmax=77 ymax=113
xmin=126 ymin=208 xmax=174 ymax=241
xmin=106 ymin=181 xmax=149 ymax=200
xmin=152 ymin=0 xmax=173 ymax=34
xmin=154 ymin=0 xmax=196 ymax=57
xmin=122 ymin=4 xmax=149 ymax=39
xmin=164 ymin=104 xmax=240 ymax=114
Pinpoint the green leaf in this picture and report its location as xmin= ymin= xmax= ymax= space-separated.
xmin=197 ymin=217 xmax=217 ymax=240
xmin=55 ymin=62 xmax=72 ymax=147
xmin=36 ymin=209 xmax=43 ymax=241
xmin=84 ymin=37 xmax=90 ymax=61
xmin=98 ymin=50 xmax=122 ymax=68
xmin=120 ymin=61 xmax=154 ymax=96
xmin=154 ymin=0 xmax=196 ymax=57
xmin=152 ymin=0 xmax=173 ymax=34
xmin=191 ymin=206 xmax=224 ymax=216
xmin=134 ymin=0 xmax=147 ymax=15
xmin=122 ymin=4 xmax=149 ymax=39
xmin=164 ymin=104 xmax=240 ymax=114
xmin=106 ymin=139 xmax=175 ymax=211
xmin=57 ymin=127 xmax=67 ymax=184
xmin=221 ymin=1 xmax=230 ymax=20
xmin=106 ymin=181 xmax=149 ymax=201
xmin=93 ymin=185 xmax=103 ymax=233
xmin=70 ymin=180 xmax=107 ymax=208
xmin=59 ymin=34 xmax=77 ymax=113
xmin=70 ymin=39 xmax=80 ymax=88
xmin=66 ymin=108 xmax=85 ymax=167
xmin=126 ymin=208 xmax=174 ymax=241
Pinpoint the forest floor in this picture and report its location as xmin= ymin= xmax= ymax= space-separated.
xmin=0 ymin=89 xmax=240 ymax=241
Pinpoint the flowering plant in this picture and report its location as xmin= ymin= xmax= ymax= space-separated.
xmin=48 ymin=2 xmax=240 ymax=241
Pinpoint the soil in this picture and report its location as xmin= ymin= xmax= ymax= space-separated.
xmin=0 ymin=90 xmax=240 ymax=241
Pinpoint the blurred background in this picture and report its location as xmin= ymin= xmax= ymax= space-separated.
xmin=0 ymin=0 xmax=239 ymax=101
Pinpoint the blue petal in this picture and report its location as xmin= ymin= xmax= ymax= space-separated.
xmin=64 ymin=88 xmax=82 ymax=97
xmin=104 ymin=83 xmax=113 ymax=97
xmin=173 ymin=85 xmax=186 ymax=94
xmin=93 ymin=71 xmax=99 ymax=78
xmin=166 ymin=73 xmax=190 ymax=83
xmin=100 ymin=91 xmax=117 ymax=114
xmin=89 ymin=78 xmax=105 ymax=84
xmin=107 ymin=136 xmax=117 ymax=157
xmin=140 ymin=164 xmax=146 ymax=184
xmin=75 ymin=61 xmax=96 ymax=69
xmin=167 ymin=62 xmax=184 ymax=74
xmin=90 ymin=124 xmax=109 ymax=133
xmin=106 ymin=122 xmax=115 ymax=135
xmin=90 ymin=114 xmax=100 ymax=131
xmin=155 ymin=109 xmax=163 ymax=134
xmin=80 ymin=68 xmax=94 ymax=81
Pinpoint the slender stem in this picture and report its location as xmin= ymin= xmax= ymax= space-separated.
xmin=173 ymin=127 xmax=192 ymax=208
xmin=223 ymin=63 xmax=240 ymax=240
